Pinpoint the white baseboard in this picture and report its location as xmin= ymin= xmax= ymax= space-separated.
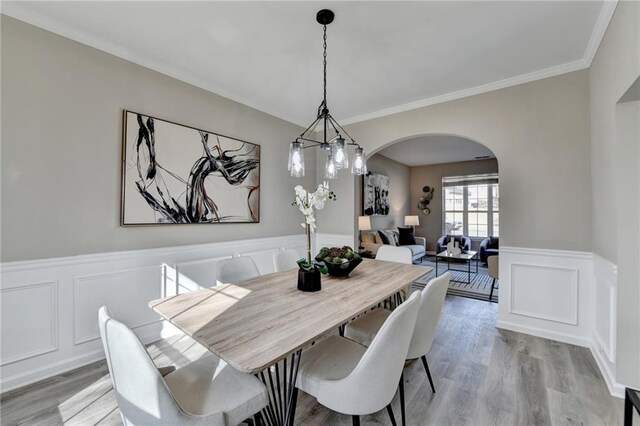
xmin=0 ymin=320 xmax=173 ymax=393
xmin=495 ymin=320 xmax=591 ymax=348
xmin=590 ymin=340 xmax=625 ymax=399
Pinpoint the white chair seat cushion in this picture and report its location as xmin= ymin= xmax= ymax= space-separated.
xmin=164 ymin=354 xmax=268 ymax=425
xmin=343 ymin=309 xmax=391 ymax=347
xmin=297 ymin=335 xmax=367 ymax=398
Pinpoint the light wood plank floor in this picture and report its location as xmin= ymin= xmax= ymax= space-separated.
xmin=1 ymin=296 xmax=623 ymax=425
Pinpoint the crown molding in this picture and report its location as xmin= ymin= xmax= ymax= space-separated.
xmin=583 ymin=0 xmax=618 ymax=66
xmin=0 ymin=2 xmax=307 ymax=128
xmin=336 ymin=0 xmax=619 ymax=126
xmin=339 ymin=58 xmax=589 ymax=125
xmin=1 ymin=1 xmax=618 ymax=127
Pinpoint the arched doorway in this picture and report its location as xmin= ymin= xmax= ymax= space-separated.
xmin=356 ymin=133 xmax=501 ymax=303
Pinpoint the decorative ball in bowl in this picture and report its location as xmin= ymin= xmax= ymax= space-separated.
xmin=315 ymin=246 xmax=363 ymax=277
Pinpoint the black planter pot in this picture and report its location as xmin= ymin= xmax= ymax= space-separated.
xmin=297 ymin=269 xmax=321 ymax=292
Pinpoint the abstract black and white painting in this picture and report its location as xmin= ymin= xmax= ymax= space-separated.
xmin=363 ymin=172 xmax=390 ymax=216
xmin=121 ymin=111 xmax=260 ymax=225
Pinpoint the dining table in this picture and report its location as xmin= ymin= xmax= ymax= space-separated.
xmin=149 ymin=258 xmax=431 ymax=426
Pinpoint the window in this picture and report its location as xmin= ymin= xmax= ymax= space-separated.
xmin=443 ymin=174 xmax=499 ymax=238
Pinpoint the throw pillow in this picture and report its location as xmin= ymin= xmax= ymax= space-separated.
xmin=446 ymin=235 xmax=465 ymax=249
xmin=488 ymin=236 xmax=499 ymax=249
xmin=377 ymin=230 xmax=390 ymax=245
xmin=378 ymin=230 xmax=398 ymax=246
xmin=361 ymin=232 xmax=375 ymax=244
xmin=389 ymin=230 xmax=400 ymax=246
xmin=397 ymin=227 xmax=416 ymax=245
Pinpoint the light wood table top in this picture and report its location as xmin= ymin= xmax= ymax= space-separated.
xmin=150 ymin=258 xmax=431 ymax=374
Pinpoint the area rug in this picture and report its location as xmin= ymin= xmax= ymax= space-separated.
xmin=412 ymin=258 xmax=498 ymax=303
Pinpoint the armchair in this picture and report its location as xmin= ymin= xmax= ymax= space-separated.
xmin=480 ymin=237 xmax=499 ymax=263
xmin=436 ymin=235 xmax=471 ymax=253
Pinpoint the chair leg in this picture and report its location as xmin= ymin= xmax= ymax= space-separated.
xmin=489 ymin=277 xmax=496 ymax=301
xmin=421 ymin=355 xmax=436 ymax=393
xmin=399 ymin=372 xmax=406 ymax=426
xmin=253 ymin=413 xmax=262 ymax=426
xmin=352 ymin=415 xmax=360 ymax=426
xmin=386 ymin=404 xmax=398 ymax=426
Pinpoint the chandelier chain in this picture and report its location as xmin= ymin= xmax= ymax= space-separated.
xmin=323 ymin=24 xmax=327 ymax=108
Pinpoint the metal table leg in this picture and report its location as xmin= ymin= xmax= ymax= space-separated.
xmin=257 ymin=349 xmax=302 ymax=426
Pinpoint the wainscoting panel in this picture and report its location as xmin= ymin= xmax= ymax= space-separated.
xmin=510 ymin=264 xmax=578 ymax=325
xmin=589 ymin=254 xmax=623 ymax=397
xmin=497 ymin=246 xmax=593 ymax=348
xmin=73 ymin=266 xmax=164 ymax=345
xmin=0 ymin=281 xmax=58 ymax=365
xmin=0 ymin=234 xmax=306 ymax=392
xmin=315 ymin=233 xmax=356 ymax=251
xmin=592 ymin=254 xmax=617 ymax=362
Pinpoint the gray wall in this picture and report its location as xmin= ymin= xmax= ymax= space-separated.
xmin=320 ymin=70 xmax=592 ymax=253
xmin=589 ymin=0 xmax=640 ymax=388
xmin=409 ymin=159 xmax=499 ymax=252
xmin=358 ymin=154 xmax=411 ymax=231
xmin=0 ymin=16 xmax=316 ymax=262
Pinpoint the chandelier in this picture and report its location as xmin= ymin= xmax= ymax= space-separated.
xmin=287 ymin=9 xmax=367 ymax=179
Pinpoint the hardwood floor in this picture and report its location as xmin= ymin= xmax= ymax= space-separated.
xmin=1 ymin=296 xmax=623 ymax=425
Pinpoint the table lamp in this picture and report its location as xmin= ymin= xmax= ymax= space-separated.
xmin=358 ymin=216 xmax=371 ymax=250
xmin=404 ymin=215 xmax=419 ymax=229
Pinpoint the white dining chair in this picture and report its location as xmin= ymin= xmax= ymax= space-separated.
xmin=216 ymin=256 xmax=260 ymax=285
xmin=488 ymin=255 xmax=499 ymax=301
xmin=376 ymin=245 xmax=414 ymax=302
xmin=272 ymin=249 xmax=301 ymax=272
xmin=344 ymin=273 xmax=450 ymax=425
xmin=294 ymin=291 xmax=421 ymax=426
xmin=375 ymin=245 xmax=412 ymax=264
xmin=98 ymin=307 xmax=268 ymax=426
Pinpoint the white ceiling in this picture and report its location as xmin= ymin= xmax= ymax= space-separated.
xmin=377 ymin=135 xmax=495 ymax=166
xmin=2 ymin=1 xmax=615 ymax=126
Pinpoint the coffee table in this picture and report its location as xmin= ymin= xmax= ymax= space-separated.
xmin=435 ymin=250 xmax=479 ymax=284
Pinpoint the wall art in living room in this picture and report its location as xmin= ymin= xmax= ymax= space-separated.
xmin=121 ymin=110 xmax=260 ymax=225
xmin=363 ymin=172 xmax=390 ymax=216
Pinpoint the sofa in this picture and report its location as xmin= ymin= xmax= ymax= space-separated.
xmin=436 ymin=235 xmax=471 ymax=254
xmin=480 ymin=237 xmax=499 ymax=263
xmin=360 ymin=228 xmax=426 ymax=263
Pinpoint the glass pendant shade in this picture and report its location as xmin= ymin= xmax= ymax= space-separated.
xmin=325 ymin=153 xmax=337 ymax=179
xmin=351 ymin=147 xmax=367 ymax=175
xmin=287 ymin=9 xmax=365 ymax=179
xmin=332 ymin=137 xmax=349 ymax=169
xmin=288 ymin=142 xmax=305 ymax=177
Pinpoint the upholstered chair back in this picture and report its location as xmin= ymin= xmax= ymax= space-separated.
xmin=272 ymin=249 xmax=301 ymax=272
xmin=407 ymin=272 xmax=450 ymax=359
xmin=216 ymin=256 xmax=260 ymax=285
xmin=316 ymin=292 xmax=421 ymax=414
xmin=98 ymin=307 xmax=222 ymax=425
xmin=488 ymin=256 xmax=499 ymax=279
xmin=375 ymin=245 xmax=412 ymax=265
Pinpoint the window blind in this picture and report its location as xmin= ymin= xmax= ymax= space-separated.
xmin=442 ymin=173 xmax=499 ymax=187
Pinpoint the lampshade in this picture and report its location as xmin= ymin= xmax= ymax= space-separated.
xmin=358 ymin=216 xmax=371 ymax=231
xmin=404 ymin=215 xmax=419 ymax=226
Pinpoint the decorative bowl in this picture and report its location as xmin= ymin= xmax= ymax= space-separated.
xmin=324 ymin=257 xmax=363 ymax=277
